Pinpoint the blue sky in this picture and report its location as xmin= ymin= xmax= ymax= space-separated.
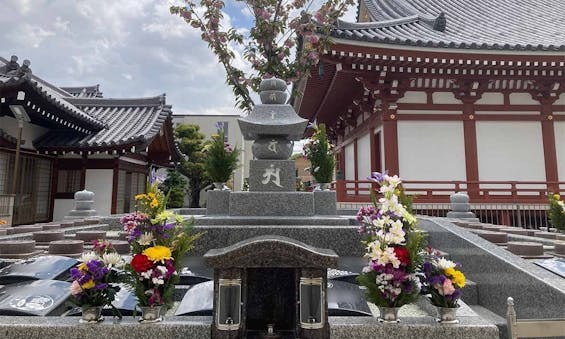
xmin=1 ymin=0 xmax=355 ymax=116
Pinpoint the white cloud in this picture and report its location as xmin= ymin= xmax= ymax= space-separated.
xmin=16 ymin=24 xmax=56 ymax=48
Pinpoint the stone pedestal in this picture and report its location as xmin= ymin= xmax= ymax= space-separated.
xmin=230 ymin=192 xmax=314 ymax=216
xmin=249 ymin=160 xmax=296 ymax=191
xmin=314 ymin=191 xmax=337 ymax=215
xmin=207 ymin=190 xmax=231 ymax=216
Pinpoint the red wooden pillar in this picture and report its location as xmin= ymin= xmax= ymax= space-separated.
xmin=540 ymin=104 xmax=559 ymax=192
xmin=462 ymin=102 xmax=480 ymax=199
xmin=382 ymin=116 xmax=399 ymax=176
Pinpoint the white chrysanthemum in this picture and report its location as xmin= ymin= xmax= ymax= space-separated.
xmin=152 ymin=277 xmax=164 ymax=285
xmin=79 ymin=251 xmax=99 ymax=263
xmin=137 ymin=232 xmax=154 ymax=246
xmin=436 ymin=257 xmax=456 ymax=270
xmin=102 ymin=252 xmax=124 ymax=268
xmin=141 ymin=269 xmax=153 ymax=279
xmin=156 ymin=265 xmax=167 ymax=275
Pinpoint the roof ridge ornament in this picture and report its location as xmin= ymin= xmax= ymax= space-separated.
xmin=2 ymin=55 xmax=32 ymax=78
xmin=432 ymin=12 xmax=446 ymax=32
xmin=419 ymin=11 xmax=446 ymax=32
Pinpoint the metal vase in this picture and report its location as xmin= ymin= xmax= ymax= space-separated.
xmin=377 ymin=306 xmax=401 ymax=323
xmin=436 ymin=306 xmax=459 ymax=324
xmin=80 ymin=306 xmax=104 ymax=323
xmin=139 ymin=305 xmax=165 ymax=323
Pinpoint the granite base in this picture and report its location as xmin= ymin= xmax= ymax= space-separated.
xmin=229 ymin=192 xmax=314 ymax=216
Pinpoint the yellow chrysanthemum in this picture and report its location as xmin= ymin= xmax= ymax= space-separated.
xmin=78 ymin=262 xmax=88 ymax=271
xmin=148 ymin=192 xmax=156 ymax=199
xmin=135 ymin=193 xmax=146 ymax=200
xmin=143 ymin=245 xmax=172 ymax=263
xmin=81 ymin=280 xmax=95 ymax=289
xmin=553 ymin=194 xmax=560 ymax=200
xmin=445 ymin=268 xmax=466 ymax=288
xmin=150 ymin=198 xmax=159 ymax=208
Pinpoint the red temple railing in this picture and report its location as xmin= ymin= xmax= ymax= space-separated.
xmin=335 ymin=180 xmax=565 ymax=204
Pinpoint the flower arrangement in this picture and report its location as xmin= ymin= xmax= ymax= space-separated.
xmin=203 ymin=130 xmax=240 ymax=184
xmin=122 ymin=178 xmax=202 ymax=308
xmin=421 ymin=248 xmax=466 ymax=308
xmin=548 ymin=193 xmax=565 ymax=232
xmin=356 ymin=172 xmax=426 ymax=308
xmin=69 ymin=241 xmax=128 ymax=317
xmin=303 ymin=123 xmax=335 ymax=184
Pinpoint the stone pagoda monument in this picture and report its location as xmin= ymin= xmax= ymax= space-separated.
xmin=206 ymin=78 xmax=336 ymax=216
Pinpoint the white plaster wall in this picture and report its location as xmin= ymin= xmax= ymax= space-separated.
xmin=53 ymin=199 xmax=74 ymax=221
xmin=555 ymin=93 xmax=565 ymax=105
xmin=397 ymin=121 xmax=466 ymax=181
xmin=432 ymin=92 xmax=462 ymax=104
xmin=475 ymin=93 xmax=504 ymax=105
xmin=397 ymin=110 xmax=461 ymax=115
xmin=475 ymin=111 xmax=538 ymax=115
xmin=554 ymin=122 xmax=565 ymax=181
xmin=0 ymin=116 xmax=48 ymax=150
xmin=172 ymin=114 xmax=251 ymax=190
xmin=345 ymin=142 xmax=355 ymax=180
xmin=509 ymin=93 xmax=538 ymax=105
xmin=357 ymin=133 xmax=371 ymax=180
xmin=85 ymin=169 xmax=114 ymax=217
xmin=476 ymin=122 xmax=545 ymax=181
xmin=397 ymin=91 xmax=427 ymax=104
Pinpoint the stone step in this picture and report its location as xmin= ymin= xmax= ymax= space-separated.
xmin=193 ymin=216 xmax=352 ymax=226
xmin=506 ymin=241 xmax=553 ymax=259
xmin=472 ymin=230 xmax=508 ymax=244
xmin=554 ymin=241 xmax=565 ymax=256
xmin=461 ymin=279 xmax=479 ymax=305
xmin=0 ymin=240 xmax=43 ymax=259
xmin=468 ymin=305 xmax=508 ymax=338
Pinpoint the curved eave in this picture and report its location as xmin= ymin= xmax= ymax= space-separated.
xmin=328 ymin=35 xmax=565 ymax=56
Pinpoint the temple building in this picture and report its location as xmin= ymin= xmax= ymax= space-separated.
xmin=295 ymin=0 xmax=565 ymax=205
xmin=0 ymin=56 xmax=181 ymax=225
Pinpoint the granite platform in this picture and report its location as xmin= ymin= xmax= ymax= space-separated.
xmin=421 ymin=217 xmax=565 ymax=320
xmin=0 ymin=312 xmax=498 ymax=339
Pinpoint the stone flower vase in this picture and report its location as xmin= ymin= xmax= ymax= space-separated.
xmin=139 ymin=305 xmax=165 ymax=323
xmin=435 ymin=305 xmax=459 ymax=324
xmin=377 ymin=306 xmax=401 ymax=323
xmin=314 ymin=183 xmax=331 ymax=191
xmin=80 ymin=306 xmax=104 ymax=323
xmin=213 ymin=182 xmax=226 ymax=190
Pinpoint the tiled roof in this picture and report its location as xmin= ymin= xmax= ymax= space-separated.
xmin=333 ymin=0 xmax=565 ymax=51
xmin=60 ymin=85 xmax=103 ymax=98
xmin=34 ymin=95 xmax=173 ymax=151
xmin=0 ymin=58 xmax=106 ymax=131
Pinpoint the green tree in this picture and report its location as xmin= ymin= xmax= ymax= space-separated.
xmin=175 ymin=124 xmax=210 ymax=207
xmin=161 ymin=169 xmax=187 ymax=208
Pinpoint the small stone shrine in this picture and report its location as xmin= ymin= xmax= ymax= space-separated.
xmin=205 ymin=235 xmax=338 ymax=339
xmin=207 ymin=78 xmax=336 ymax=216
xmin=64 ymin=190 xmax=98 ymax=219
xmin=446 ymin=192 xmax=478 ymax=220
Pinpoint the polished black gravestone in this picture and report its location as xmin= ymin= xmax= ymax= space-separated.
xmin=0 ymin=280 xmax=71 ymax=316
xmin=535 ymin=258 xmax=565 ymax=278
xmin=175 ymin=280 xmax=214 ymax=316
xmin=205 ymin=235 xmax=338 ymax=339
xmin=0 ymin=255 xmax=78 ymax=284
